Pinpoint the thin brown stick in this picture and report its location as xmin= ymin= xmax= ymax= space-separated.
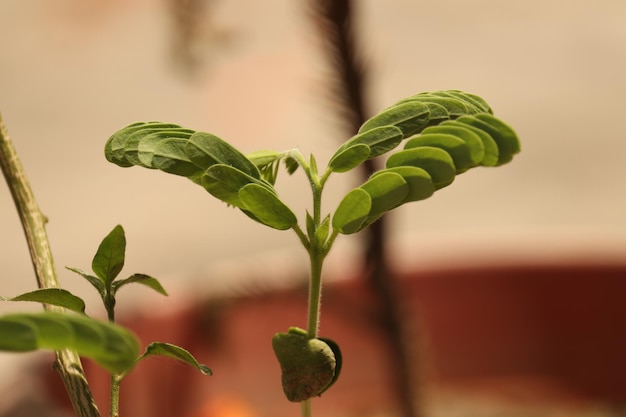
xmin=0 ymin=113 xmax=101 ymax=417
xmin=308 ymin=2 xmax=420 ymax=416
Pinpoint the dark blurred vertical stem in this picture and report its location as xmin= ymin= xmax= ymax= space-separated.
xmin=0 ymin=114 xmax=101 ymax=417
xmin=307 ymin=2 xmax=420 ymax=417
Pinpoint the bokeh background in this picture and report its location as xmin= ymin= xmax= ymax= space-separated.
xmin=1 ymin=0 xmax=626 ymax=415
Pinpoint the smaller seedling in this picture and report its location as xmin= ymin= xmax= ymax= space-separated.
xmin=0 ymin=225 xmax=211 ymax=417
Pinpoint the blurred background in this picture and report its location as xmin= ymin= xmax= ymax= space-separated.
xmin=1 ymin=1 xmax=626 ymax=416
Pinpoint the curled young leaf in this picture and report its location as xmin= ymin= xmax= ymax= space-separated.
xmin=284 ymin=156 xmax=299 ymax=175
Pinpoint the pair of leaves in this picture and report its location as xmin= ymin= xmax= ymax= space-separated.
xmin=66 ymin=225 xmax=166 ymax=318
xmin=105 ymin=90 xmax=520 ymax=238
xmin=2 ymin=226 xmax=165 ymax=316
xmin=272 ymin=327 xmax=342 ymax=402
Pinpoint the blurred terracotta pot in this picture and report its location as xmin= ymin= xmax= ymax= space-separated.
xmin=42 ymin=261 xmax=626 ymax=416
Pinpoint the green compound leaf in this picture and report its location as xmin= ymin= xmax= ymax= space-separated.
xmin=2 ymin=289 xmax=86 ymax=314
xmin=272 ymin=327 xmax=340 ymax=402
xmin=138 ymin=342 xmax=212 ymax=376
xmin=112 ymin=274 xmax=168 ymax=297
xmin=239 ymin=183 xmax=297 ymax=230
xmin=0 ymin=312 xmax=139 ymax=374
xmin=92 ymin=225 xmax=126 ymax=287
xmin=332 ymin=188 xmax=371 ymax=235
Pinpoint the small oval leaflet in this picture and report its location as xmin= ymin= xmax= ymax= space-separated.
xmin=328 ymin=143 xmax=370 ymax=173
xmin=239 ymin=183 xmax=297 ymax=230
xmin=332 ymin=188 xmax=371 ymax=235
xmin=387 ymin=147 xmax=457 ymax=190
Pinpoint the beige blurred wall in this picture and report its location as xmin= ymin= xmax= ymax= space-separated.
xmin=1 ymin=0 xmax=625 ymax=313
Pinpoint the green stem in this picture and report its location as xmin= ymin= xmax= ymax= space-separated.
xmin=105 ymin=295 xmax=120 ymax=416
xmin=289 ymin=150 xmax=334 ymax=417
xmin=0 ymin=114 xmax=101 ymax=417
xmin=110 ymin=375 xmax=122 ymax=417
xmin=306 ymin=248 xmax=324 ymax=338
xmin=301 ymin=398 xmax=312 ymax=417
